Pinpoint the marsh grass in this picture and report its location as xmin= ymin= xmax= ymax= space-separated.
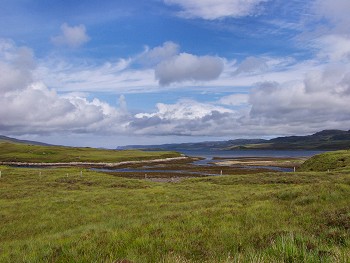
xmin=0 ymin=166 xmax=349 ymax=262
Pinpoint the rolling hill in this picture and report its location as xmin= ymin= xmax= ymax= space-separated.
xmin=119 ymin=129 xmax=350 ymax=151
xmin=0 ymin=136 xmax=180 ymax=163
xmin=0 ymin=135 xmax=51 ymax=146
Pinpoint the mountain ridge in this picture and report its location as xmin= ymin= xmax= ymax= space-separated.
xmin=2 ymin=129 xmax=350 ymax=151
xmin=119 ymin=129 xmax=350 ymax=151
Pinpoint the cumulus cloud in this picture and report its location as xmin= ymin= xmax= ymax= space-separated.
xmin=51 ymin=23 xmax=90 ymax=48
xmin=155 ymin=53 xmax=224 ymax=85
xmin=132 ymin=99 xmax=235 ymax=135
xmin=249 ymin=66 xmax=350 ymax=127
xmin=126 ymin=61 xmax=350 ymax=137
xmin=136 ymin=99 xmax=232 ymax=120
xmin=0 ymin=39 xmax=128 ymax=135
xmin=164 ymin=0 xmax=268 ymax=20
xmin=133 ymin=42 xmax=224 ymax=86
xmin=3 ymin=38 xmax=350 ymax=139
xmin=135 ymin=41 xmax=180 ymax=67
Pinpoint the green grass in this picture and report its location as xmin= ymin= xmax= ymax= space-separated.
xmin=299 ymin=150 xmax=350 ymax=172
xmin=0 ymin=141 xmax=180 ymax=163
xmin=0 ymin=166 xmax=349 ymax=262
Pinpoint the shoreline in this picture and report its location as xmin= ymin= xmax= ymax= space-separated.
xmin=213 ymin=156 xmax=307 ymax=168
xmin=0 ymin=156 xmax=190 ymax=168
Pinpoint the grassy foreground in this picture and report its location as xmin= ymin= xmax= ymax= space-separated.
xmin=0 ymin=166 xmax=349 ymax=262
xmin=0 ymin=141 xmax=180 ymax=163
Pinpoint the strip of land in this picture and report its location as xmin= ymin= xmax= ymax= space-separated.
xmin=0 ymin=156 xmax=189 ymax=168
xmin=213 ymin=157 xmax=308 ymax=168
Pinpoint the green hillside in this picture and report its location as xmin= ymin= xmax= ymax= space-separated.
xmin=0 ymin=135 xmax=51 ymax=146
xmin=299 ymin=150 xmax=350 ymax=172
xmin=0 ymin=141 xmax=180 ymax=163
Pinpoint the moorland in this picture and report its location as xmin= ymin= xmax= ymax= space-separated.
xmin=0 ymin=136 xmax=349 ymax=262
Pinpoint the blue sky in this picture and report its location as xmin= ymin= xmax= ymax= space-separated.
xmin=1 ymin=0 xmax=350 ymax=147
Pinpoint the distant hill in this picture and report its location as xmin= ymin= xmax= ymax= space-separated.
xmin=239 ymin=129 xmax=350 ymax=150
xmin=119 ymin=129 xmax=350 ymax=151
xmin=0 ymin=135 xmax=51 ymax=146
xmin=118 ymin=139 xmax=267 ymax=151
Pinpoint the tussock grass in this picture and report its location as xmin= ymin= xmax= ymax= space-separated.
xmin=0 ymin=166 xmax=349 ymax=262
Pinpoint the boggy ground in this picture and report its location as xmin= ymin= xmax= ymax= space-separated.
xmin=96 ymin=157 xmax=282 ymax=182
xmin=0 ymin=165 xmax=349 ymax=262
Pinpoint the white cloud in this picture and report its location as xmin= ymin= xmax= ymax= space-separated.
xmin=128 ymin=60 xmax=350 ymax=137
xmin=164 ymin=0 xmax=268 ymax=20
xmin=132 ymin=99 xmax=236 ymax=136
xmin=35 ymin=42 xmax=225 ymax=91
xmin=136 ymin=99 xmax=232 ymax=120
xmin=51 ymin=23 xmax=90 ymax=48
xmin=314 ymin=0 xmax=350 ymax=33
xmin=135 ymin=41 xmax=180 ymax=67
xmin=0 ymin=39 xmax=129 ymax=135
xmin=0 ymin=39 xmax=34 ymax=92
xmin=248 ymin=66 xmax=350 ymax=126
xmin=313 ymin=35 xmax=350 ymax=62
xmin=155 ymin=53 xmax=224 ymax=85
xmin=35 ymin=58 xmax=157 ymax=93
xmin=3 ymin=38 xmax=350 ymax=140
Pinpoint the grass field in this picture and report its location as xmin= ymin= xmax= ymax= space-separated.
xmin=0 ymin=164 xmax=349 ymax=262
xmin=0 ymin=141 xmax=180 ymax=163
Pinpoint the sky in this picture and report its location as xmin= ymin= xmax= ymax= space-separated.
xmin=1 ymin=0 xmax=350 ymax=148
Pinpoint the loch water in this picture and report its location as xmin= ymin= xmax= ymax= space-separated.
xmin=94 ymin=150 xmax=325 ymax=174
xmin=179 ymin=149 xmax=325 ymax=165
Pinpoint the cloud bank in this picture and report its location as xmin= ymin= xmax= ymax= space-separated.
xmin=3 ymin=0 xmax=350 ymax=145
xmin=0 ymin=39 xmax=126 ymax=135
xmin=3 ymin=35 xmax=350 ymax=140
